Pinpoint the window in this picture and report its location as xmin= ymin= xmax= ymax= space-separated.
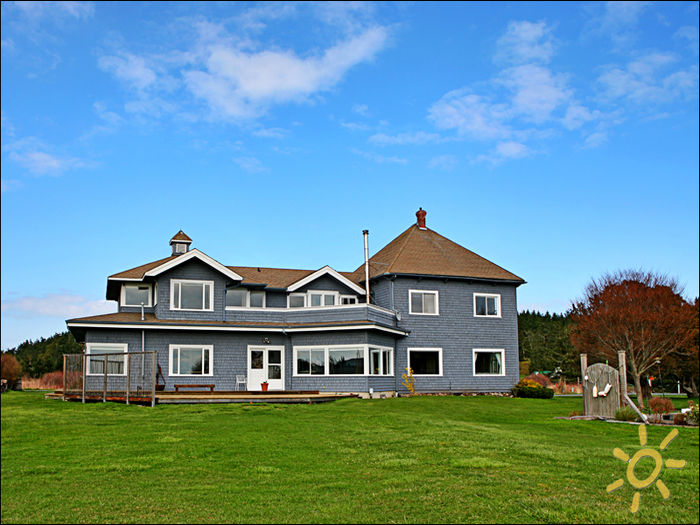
xmin=226 ymin=289 xmax=266 ymax=308
xmin=340 ymin=296 xmax=357 ymax=305
xmin=121 ymin=284 xmax=152 ymax=307
xmin=474 ymin=293 xmax=501 ymax=317
xmin=293 ymin=345 xmax=390 ymax=376
xmin=409 ymin=290 xmax=439 ymax=315
xmin=308 ymin=290 xmax=338 ymax=307
xmin=288 ymin=293 xmax=306 ymax=308
xmin=169 ymin=345 xmax=213 ymax=376
xmin=250 ymin=291 xmax=265 ymax=308
xmin=86 ymin=343 xmax=128 ymax=376
xmin=408 ymin=348 xmax=442 ymax=376
xmin=369 ymin=347 xmax=393 ymax=375
xmin=171 ymin=280 xmax=213 ymax=311
xmin=473 ymin=349 xmax=505 ymax=376
xmin=296 ymin=349 xmax=326 ymax=375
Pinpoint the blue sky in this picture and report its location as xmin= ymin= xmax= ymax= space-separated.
xmin=1 ymin=1 xmax=698 ymax=349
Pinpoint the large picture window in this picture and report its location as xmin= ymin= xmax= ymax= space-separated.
xmin=169 ymin=345 xmax=213 ymax=376
xmin=474 ymin=293 xmax=501 ymax=317
xmin=296 ymin=349 xmax=326 ymax=375
xmin=409 ymin=290 xmax=439 ymax=315
xmin=86 ymin=343 xmax=128 ymax=376
xmin=408 ymin=348 xmax=442 ymax=376
xmin=473 ymin=349 xmax=505 ymax=376
xmin=171 ymin=280 xmax=213 ymax=311
xmin=329 ymin=348 xmax=364 ymax=375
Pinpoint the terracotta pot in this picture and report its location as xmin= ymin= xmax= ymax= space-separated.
xmin=261 ymin=382 xmax=269 ymax=392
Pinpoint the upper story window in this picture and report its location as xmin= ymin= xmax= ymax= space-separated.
xmin=288 ymin=290 xmax=346 ymax=308
xmin=171 ymin=279 xmax=214 ymax=311
xmin=121 ymin=284 xmax=152 ymax=307
xmin=409 ymin=289 xmax=439 ymax=315
xmin=226 ymin=289 xmax=266 ymax=308
xmin=474 ymin=293 xmax=501 ymax=317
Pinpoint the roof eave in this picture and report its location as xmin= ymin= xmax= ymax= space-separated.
xmin=368 ymin=272 xmax=526 ymax=286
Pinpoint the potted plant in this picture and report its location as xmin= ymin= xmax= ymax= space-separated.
xmin=261 ymin=381 xmax=269 ymax=392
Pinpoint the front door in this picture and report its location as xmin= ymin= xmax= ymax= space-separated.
xmin=247 ymin=346 xmax=285 ymax=391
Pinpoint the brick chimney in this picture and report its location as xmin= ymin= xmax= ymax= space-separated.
xmin=170 ymin=230 xmax=192 ymax=255
xmin=416 ymin=208 xmax=427 ymax=229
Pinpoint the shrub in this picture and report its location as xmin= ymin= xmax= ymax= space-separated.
xmin=41 ymin=371 xmax=64 ymax=389
xmin=511 ymin=379 xmax=554 ymax=399
xmin=615 ymin=406 xmax=640 ymax=422
xmin=1 ymin=353 xmax=22 ymax=384
xmin=524 ymin=373 xmax=553 ymax=388
xmin=673 ymin=413 xmax=687 ymax=425
xmin=688 ymin=402 xmax=699 ymax=426
xmin=648 ymin=396 xmax=674 ymax=415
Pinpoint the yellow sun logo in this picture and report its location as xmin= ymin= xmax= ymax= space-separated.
xmin=606 ymin=426 xmax=686 ymax=513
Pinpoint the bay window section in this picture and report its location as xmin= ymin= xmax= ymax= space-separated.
xmin=170 ymin=345 xmax=213 ymax=376
xmin=171 ymin=280 xmax=213 ymax=311
xmin=288 ymin=294 xmax=306 ymax=308
xmin=408 ymin=348 xmax=442 ymax=376
xmin=250 ymin=291 xmax=265 ymax=308
xmin=226 ymin=289 xmax=247 ymax=307
xmin=309 ymin=291 xmax=337 ymax=307
xmin=86 ymin=343 xmax=128 ymax=376
xmin=473 ymin=349 xmax=505 ymax=376
xmin=370 ymin=347 xmax=393 ymax=375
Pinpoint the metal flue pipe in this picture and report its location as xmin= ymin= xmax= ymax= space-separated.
xmin=363 ymin=230 xmax=370 ymax=303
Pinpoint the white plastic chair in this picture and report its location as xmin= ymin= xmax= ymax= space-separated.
xmin=235 ymin=375 xmax=247 ymax=391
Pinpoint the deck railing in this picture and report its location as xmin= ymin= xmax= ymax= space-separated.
xmin=63 ymin=351 xmax=158 ymax=407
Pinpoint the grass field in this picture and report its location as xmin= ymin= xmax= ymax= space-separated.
xmin=1 ymin=392 xmax=698 ymax=524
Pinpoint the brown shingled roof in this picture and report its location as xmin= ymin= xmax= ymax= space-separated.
xmin=350 ymin=225 xmax=524 ymax=283
xmin=170 ymin=230 xmax=192 ymax=242
xmin=227 ymin=266 xmax=360 ymax=288
xmin=109 ymin=255 xmax=179 ymax=279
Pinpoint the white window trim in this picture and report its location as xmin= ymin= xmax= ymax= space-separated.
xmin=407 ymin=347 xmax=443 ymax=377
xmin=340 ymin=295 xmax=358 ymax=305
xmin=225 ymin=289 xmax=266 ymax=309
xmin=287 ymin=292 xmax=307 ymax=308
xmin=473 ymin=293 xmax=502 ymax=318
xmin=86 ymin=343 xmax=128 ymax=376
xmin=408 ymin=289 xmax=440 ymax=316
xmin=369 ymin=346 xmax=394 ymax=376
xmin=170 ymin=279 xmax=215 ymax=312
xmin=307 ymin=290 xmax=340 ymax=307
xmin=144 ymin=249 xmax=243 ymax=281
xmin=292 ymin=344 xmax=393 ymax=377
xmin=472 ymin=348 xmax=506 ymax=377
xmin=168 ymin=344 xmax=214 ymax=377
xmin=121 ymin=283 xmax=153 ymax=307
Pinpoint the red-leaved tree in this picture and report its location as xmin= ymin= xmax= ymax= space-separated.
xmin=569 ymin=270 xmax=696 ymax=408
xmin=1 ymin=353 xmax=22 ymax=384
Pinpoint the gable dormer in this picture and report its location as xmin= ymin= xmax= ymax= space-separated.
xmin=170 ymin=230 xmax=192 ymax=255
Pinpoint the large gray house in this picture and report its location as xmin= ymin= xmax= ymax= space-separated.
xmin=66 ymin=210 xmax=525 ymax=395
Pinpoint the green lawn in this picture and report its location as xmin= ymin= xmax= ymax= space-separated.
xmin=1 ymin=392 xmax=698 ymax=524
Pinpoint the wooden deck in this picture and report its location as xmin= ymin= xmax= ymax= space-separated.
xmin=46 ymin=390 xmax=357 ymax=405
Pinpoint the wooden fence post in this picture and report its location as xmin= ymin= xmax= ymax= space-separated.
xmin=82 ymin=353 xmax=86 ymax=404
xmin=618 ymin=351 xmax=627 ymax=408
xmin=580 ymin=354 xmax=588 ymax=415
xmin=103 ymin=355 xmax=108 ymax=403
xmin=62 ymin=355 xmax=67 ymax=401
xmin=151 ymin=352 xmax=157 ymax=408
xmin=126 ymin=353 xmax=130 ymax=406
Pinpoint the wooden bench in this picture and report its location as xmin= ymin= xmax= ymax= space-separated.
xmin=174 ymin=384 xmax=215 ymax=392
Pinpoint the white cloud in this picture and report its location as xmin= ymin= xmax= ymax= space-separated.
xmin=428 ymin=155 xmax=458 ymax=171
xmin=352 ymin=103 xmax=370 ymax=116
xmin=584 ymin=131 xmax=608 ymax=148
xmin=1 ymin=293 xmax=114 ymax=319
xmin=252 ymin=127 xmax=287 ymax=139
xmin=1 ymin=179 xmax=22 ymax=193
xmin=598 ymin=53 xmax=698 ymax=103
xmin=351 ymin=148 xmax=408 ymax=165
xmin=183 ymin=26 xmax=388 ymax=119
xmin=496 ymin=64 xmax=572 ymax=123
xmin=98 ymin=53 xmax=158 ymax=91
xmin=234 ymin=156 xmax=268 ymax=173
xmin=11 ymin=1 xmax=94 ymax=20
xmin=369 ymin=131 xmax=445 ymax=146
xmin=495 ymin=20 xmax=554 ymax=65
xmin=674 ymin=25 xmax=699 ymax=55
xmin=562 ymin=104 xmax=600 ymax=130
xmin=4 ymin=137 xmax=94 ymax=175
xmin=587 ymin=1 xmax=651 ymax=49
xmin=475 ymin=141 xmax=532 ymax=165
xmin=340 ymin=120 xmax=371 ymax=131
xmin=428 ymin=90 xmax=511 ymax=140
